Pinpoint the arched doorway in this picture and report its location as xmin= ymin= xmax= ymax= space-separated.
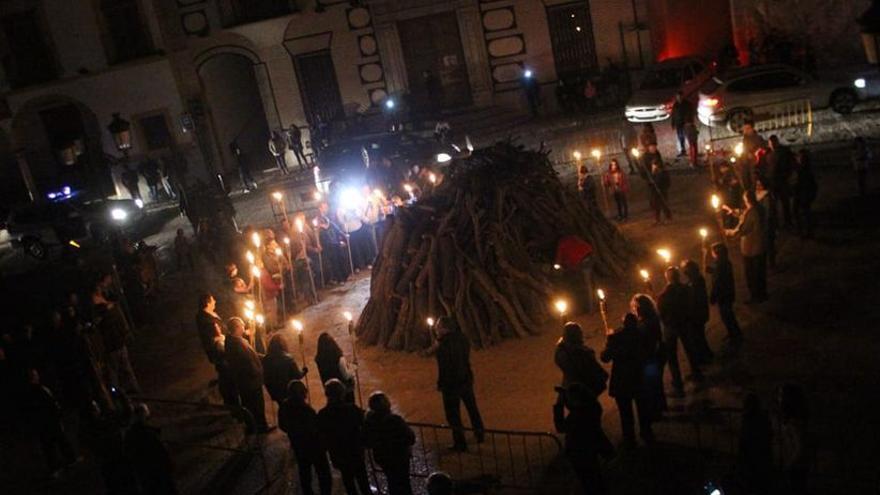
xmin=10 ymin=96 xmax=114 ymax=201
xmin=197 ymin=50 xmax=273 ymax=181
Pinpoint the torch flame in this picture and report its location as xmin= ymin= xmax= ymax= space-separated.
xmin=246 ymin=250 xmax=255 ymax=264
xmin=734 ymin=142 xmax=744 ymax=157
xmin=573 ymin=150 xmax=582 ymax=161
xmin=711 ymin=194 xmax=721 ymax=210
xmin=251 ymin=232 xmax=261 ymax=248
xmin=554 ymin=299 xmax=568 ymax=315
xmin=343 ymin=311 xmax=353 ymax=322
xmin=639 ymin=269 xmax=650 ymax=281
xmin=244 ymin=299 xmax=255 ymax=310
xmin=426 ymin=317 xmax=435 ymax=327
xmin=313 ymin=191 xmax=322 ymax=201
xmin=699 ymin=228 xmax=708 ymax=239
xmin=295 ymin=218 xmax=304 ymax=233
xmin=271 ymin=191 xmax=283 ymax=202
xmin=244 ymin=308 xmax=254 ymax=320
xmin=590 ymin=148 xmax=602 ymax=160
xmin=251 ymin=265 xmax=261 ymax=277
xmin=283 ymin=236 xmax=290 ymax=245
xmin=428 ymin=173 xmax=437 ymax=184
xmin=275 ymin=247 xmax=283 ymax=257
xmin=597 ymin=289 xmax=606 ymax=301
xmin=631 ymin=148 xmax=641 ymax=158
xmin=291 ymin=319 xmax=303 ymax=332
xmin=255 ymin=314 xmax=265 ymax=325
xmin=656 ymin=248 xmax=672 ymax=264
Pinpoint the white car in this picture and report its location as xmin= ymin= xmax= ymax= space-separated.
xmin=625 ymin=56 xmax=713 ymax=123
xmin=697 ymin=64 xmax=864 ymax=132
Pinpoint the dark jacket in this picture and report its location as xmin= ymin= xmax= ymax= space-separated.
xmin=363 ymin=410 xmax=414 ymax=468
xmin=436 ymin=330 xmax=474 ymax=391
xmin=278 ymin=400 xmax=326 ymax=459
xmin=224 ymin=335 xmax=263 ymax=392
xmin=261 ymin=352 xmax=304 ymax=402
xmin=600 ymin=327 xmax=644 ymax=399
xmin=124 ymin=422 xmax=177 ymax=494
xmin=195 ymin=311 xmax=223 ymax=364
xmin=554 ymin=342 xmax=608 ymax=394
xmin=651 ymin=167 xmax=671 ymax=193
xmin=657 ymin=282 xmax=692 ymax=329
xmin=95 ymin=303 xmax=129 ymax=353
xmin=686 ymin=276 xmax=710 ymax=326
xmin=553 ymin=395 xmax=613 ymax=458
xmin=317 ymin=401 xmax=366 ymax=467
xmin=708 ymin=258 xmax=736 ymax=305
xmin=670 ymin=99 xmax=695 ymax=127
xmin=767 ymin=145 xmax=794 ymax=191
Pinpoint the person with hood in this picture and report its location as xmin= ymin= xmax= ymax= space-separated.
xmin=224 ymin=317 xmax=269 ymax=434
xmin=601 ymin=313 xmax=652 ymax=448
xmin=435 ymin=316 xmax=485 ymax=452
xmin=124 ymin=403 xmax=178 ymax=494
xmin=553 ymin=382 xmax=614 ymax=494
xmin=363 ymin=392 xmax=415 ymax=495
xmin=314 ymin=333 xmax=355 ymax=403
xmin=657 ymin=267 xmax=702 ymax=397
xmin=317 ymin=379 xmax=372 ymax=495
xmin=554 ymin=322 xmax=608 ymax=396
xmin=279 ymin=380 xmax=332 ymax=495
xmin=705 ymin=243 xmax=743 ymax=341
xmin=680 ymin=260 xmax=713 ymax=364
xmin=262 ymin=334 xmax=307 ymax=410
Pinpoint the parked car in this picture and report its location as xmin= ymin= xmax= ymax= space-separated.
xmin=5 ymin=198 xmax=145 ymax=259
xmin=697 ymin=64 xmax=864 ymax=132
xmin=625 ymin=56 xmax=713 ymax=123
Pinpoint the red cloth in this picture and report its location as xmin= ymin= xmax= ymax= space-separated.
xmin=555 ymin=236 xmax=593 ymax=270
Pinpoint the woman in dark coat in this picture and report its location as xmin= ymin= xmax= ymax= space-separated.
xmin=681 ymin=259 xmax=713 ymax=364
xmin=314 ymin=333 xmax=355 ymax=402
xmin=363 ymin=392 xmax=415 ymax=495
xmin=601 ymin=313 xmax=652 ymax=447
xmin=554 ymin=322 xmax=607 ymax=396
xmin=279 ymin=380 xmax=333 ymax=495
xmin=706 ymin=243 xmax=743 ymax=341
xmin=629 ymin=294 xmax=665 ymax=426
xmin=262 ymin=334 xmax=306 ymax=407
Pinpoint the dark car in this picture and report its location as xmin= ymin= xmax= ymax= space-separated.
xmin=5 ymin=198 xmax=145 ymax=259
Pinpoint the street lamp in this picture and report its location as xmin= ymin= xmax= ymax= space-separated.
xmin=107 ymin=113 xmax=132 ymax=155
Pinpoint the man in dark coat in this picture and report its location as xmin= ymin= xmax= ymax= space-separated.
xmin=435 ymin=317 xmax=484 ymax=452
xmin=261 ymin=333 xmax=306 ymax=407
xmin=553 ymin=383 xmax=614 ymax=495
xmin=124 ymin=403 xmax=177 ymax=494
xmin=657 ymin=267 xmax=702 ymax=397
xmin=554 ymin=322 xmax=608 ymax=395
xmin=363 ymin=392 xmax=415 ymax=495
xmin=279 ymin=380 xmax=332 ymax=495
xmin=286 ymin=125 xmax=308 ymax=170
xmin=317 ymin=379 xmax=372 ymax=495
xmin=195 ymin=294 xmax=238 ymax=406
xmin=224 ymin=317 xmax=269 ymax=433
xmin=765 ymin=135 xmax=795 ymax=229
xmin=601 ymin=314 xmax=652 ymax=447
xmin=670 ymin=92 xmax=694 ymax=156
xmin=706 ymin=243 xmax=743 ymax=341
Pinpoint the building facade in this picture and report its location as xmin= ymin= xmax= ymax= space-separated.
xmin=1 ymin=0 xmax=660 ymax=205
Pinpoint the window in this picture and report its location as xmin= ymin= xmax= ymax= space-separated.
xmin=227 ymin=0 xmax=293 ymax=26
xmin=1 ymin=10 xmax=57 ymax=89
xmin=100 ymin=0 xmax=154 ymax=64
xmin=137 ymin=114 xmax=173 ymax=151
xmin=546 ymin=3 xmax=598 ymax=78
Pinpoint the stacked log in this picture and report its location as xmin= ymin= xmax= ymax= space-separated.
xmin=356 ymin=142 xmax=635 ymax=351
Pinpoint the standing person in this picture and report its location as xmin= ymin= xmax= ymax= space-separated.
xmin=740 ymin=120 xmax=765 ymax=192
xmin=363 ymin=392 xmax=415 ymax=495
xmin=195 ymin=294 xmax=239 ymax=407
xmin=777 ymin=384 xmax=811 ymax=494
xmin=793 ymin=149 xmax=818 ymax=239
xmin=225 ymin=263 xmax=252 ymax=312
xmin=670 ymin=92 xmax=694 ymax=156
xmin=554 ymin=322 xmax=608 ymax=394
xmin=159 ymin=156 xmax=177 ymax=200
xmin=554 ymin=235 xmax=596 ymax=314
xmin=685 ymin=121 xmax=700 ymax=167
xmin=522 ymin=70 xmax=541 ymax=118
xmin=316 ymin=202 xmax=350 ymax=284
xmin=649 ymin=158 xmax=673 ymax=225
xmin=577 ymin=165 xmax=600 ymax=214
xmin=601 ymin=313 xmax=652 ymax=449
xmin=286 ymin=126 xmax=308 ymax=171
xmin=630 ymin=294 xmax=665 ymax=429
xmin=603 ymin=159 xmax=629 ymax=221
xmin=639 ymin=123 xmax=657 ymax=150
xmin=657 ymin=267 xmax=702 ymax=398
xmin=173 ymin=228 xmax=194 ymax=271
xmin=231 ymin=141 xmax=257 ymax=192
xmin=851 ymin=136 xmax=872 ymax=198
xmin=224 ymin=317 xmax=270 ymax=434
xmin=262 ymin=334 xmax=306 ymax=411
xmin=124 ymin=404 xmax=178 ymax=495
xmin=317 ymin=379 xmax=372 ymax=495
xmin=268 ymin=131 xmax=289 ymax=175
xmin=435 ymin=317 xmax=485 ymax=452
xmin=725 ymin=190 xmax=768 ymax=303
xmin=737 ymin=393 xmax=773 ymax=495
xmin=26 ymin=369 xmax=79 ymax=478
xmin=680 ymin=260 xmax=713 ymax=364
xmin=620 ymin=124 xmax=639 ymax=174
xmin=705 ymin=243 xmax=743 ymax=342
xmin=139 ymin=158 xmax=162 ymax=202
xmin=766 ymin=135 xmax=795 ymax=229
xmin=314 ymin=333 xmax=355 ymax=403
xmin=279 ymin=380 xmax=333 ymax=495
xmin=92 ymin=283 xmax=140 ymax=394
xmin=553 ymin=382 xmax=614 ymax=495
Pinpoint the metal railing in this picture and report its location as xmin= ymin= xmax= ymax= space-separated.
xmin=134 ymin=397 xmax=280 ymax=495
xmin=707 ymin=97 xmax=814 ymax=146
xmin=367 ymin=422 xmax=563 ymax=492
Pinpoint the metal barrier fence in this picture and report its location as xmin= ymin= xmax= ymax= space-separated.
xmin=135 ymin=397 xmax=278 ymax=495
xmin=367 ymin=422 xmax=563 ymax=492
xmin=707 ymin=98 xmax=813 ymax=147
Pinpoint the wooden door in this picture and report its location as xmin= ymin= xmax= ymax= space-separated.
xmin=294 ymin=50 xmax=344 ymax=126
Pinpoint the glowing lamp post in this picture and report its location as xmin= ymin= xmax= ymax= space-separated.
xmin=597 ymin=289 xmax=610 ymax=334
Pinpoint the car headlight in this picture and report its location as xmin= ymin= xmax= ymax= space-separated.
xmin=854 ymin=78 xmax=867 ymax=89
xmin=134 ymin=199 xmax=144 ymax=209
xmin=111 ymin=208 xmax=128 ymax=221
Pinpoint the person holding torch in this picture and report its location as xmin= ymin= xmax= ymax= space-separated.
xmin=435 ymin=316 xmax=485 ymax=452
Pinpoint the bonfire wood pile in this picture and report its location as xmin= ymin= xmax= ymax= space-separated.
xmin=356 ymin=143 xmax=634 ymax=351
